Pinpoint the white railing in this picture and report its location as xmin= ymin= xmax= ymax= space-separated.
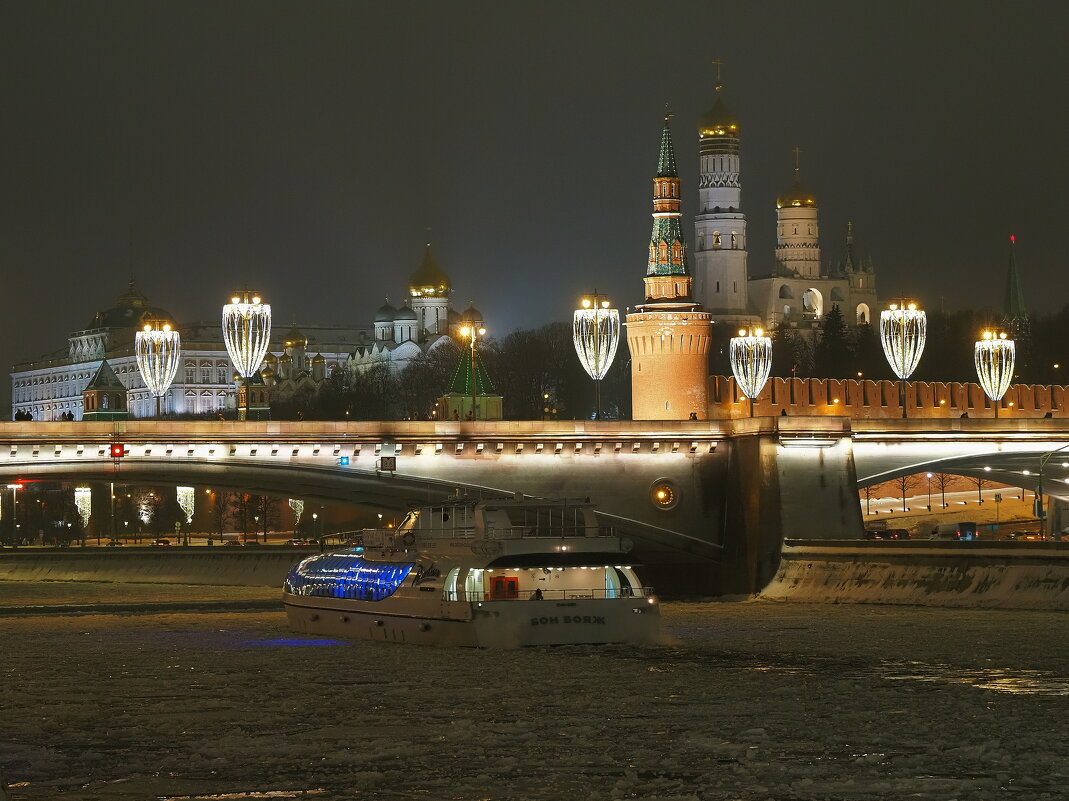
xmin=451 ymin=587 xmax=653 ymax=602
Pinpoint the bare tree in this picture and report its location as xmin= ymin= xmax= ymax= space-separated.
xmin=966 ymin=475 xmax=990 ymax=504
xmin=860 ymin=484 xmax=879 ymax=515
xmin=932 ymin=473 xmax=957 ymax=509
xmin=893 ymin=474 xmax=924 ymax=512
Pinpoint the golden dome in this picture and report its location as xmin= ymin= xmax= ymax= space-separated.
xmin=283 ymin=325 xmax=308 ymax=349
xmin=776 ymin=175 xmax=818 ymax=209
xmin=263 ymin=352 xmax=277 ymax=364
xmin=279 ymin=353 xmax=293 ymax=363
xmin=312 ymin=353 xmax=325 ymax=363
xmin=698 ymin=87 xmax=738 ymax=137
xmin=408 ymin=244 xmax=451 ymax=297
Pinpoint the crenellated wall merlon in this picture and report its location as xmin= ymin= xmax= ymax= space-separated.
xmin=708 ymin=375 xmax=1069 ymax=419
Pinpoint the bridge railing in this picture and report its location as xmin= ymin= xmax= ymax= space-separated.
xmin=358 ymin=525 xmax=617 ymax=547
xmin=453 ymin=587 xmax=654 ymax=602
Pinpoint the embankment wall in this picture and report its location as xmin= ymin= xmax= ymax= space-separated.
xmin=0 ymin=549 xmax=309 ymax=587
xmin=763 ymin=541 xmax=1069 ymax=610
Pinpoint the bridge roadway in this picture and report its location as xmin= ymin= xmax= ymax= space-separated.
xmin=5 ymin=417 xmax=1069 ymax=593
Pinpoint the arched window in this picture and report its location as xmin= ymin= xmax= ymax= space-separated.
xmin=713 ymin=232 xmax=721 ymax=248
xmin=731 ymin=232 xmax=737 ymax=249
xmin=778 ymin=285 xmax=795 ymax=300
xmin=101 ymin=394 xmax=109 ymax=410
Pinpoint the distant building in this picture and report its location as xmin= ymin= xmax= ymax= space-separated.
xmin=10 ymin=247 xmax=482 ymax=420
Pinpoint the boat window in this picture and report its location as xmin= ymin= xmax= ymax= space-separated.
xmin=619 ymin=567 xmax=642 ymax=594
xmin=442 ymin=566 xmax=461 ymax=601
xmin=285 ymin=555 xmax=414 ymax=601
xmin=462 ymin=568 xmax=485 ymax=602
xmin=604 ymin=567 xmax=621 ymax=599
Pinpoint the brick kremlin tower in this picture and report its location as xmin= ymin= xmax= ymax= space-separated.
xmin=627 ymin=114 xmax=712 ymax=420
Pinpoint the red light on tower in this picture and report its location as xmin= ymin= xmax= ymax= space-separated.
xmin=1010 ymin=235 xmax=1016 ymax=243
xmin=110 ymin=444 xmax=126 ymax=458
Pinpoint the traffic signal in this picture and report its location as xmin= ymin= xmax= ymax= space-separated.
xmin=338 ymin=456 xmax=350 ymax=466
xmin=110 ymin=444 xmax=126 ymax=458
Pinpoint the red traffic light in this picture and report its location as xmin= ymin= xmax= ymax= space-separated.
xmin=110 ymin=444 xmax=126 ymax=458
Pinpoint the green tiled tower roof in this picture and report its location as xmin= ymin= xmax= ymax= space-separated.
xmin=1004 ymin=236 xmax=1027 ymax=319
xmin=656 ymin=115 xmax=678 ymax=178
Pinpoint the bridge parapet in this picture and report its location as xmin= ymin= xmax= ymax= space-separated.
xmin=710 ymin=375 xmax=1069 ymax=420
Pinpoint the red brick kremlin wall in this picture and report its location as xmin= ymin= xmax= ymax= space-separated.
xmin=708 ymin=375 xmax=1069 ymax=419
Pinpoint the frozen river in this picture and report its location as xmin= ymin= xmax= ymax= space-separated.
xmin=1 ymin=584 xmax=1067 ymax=800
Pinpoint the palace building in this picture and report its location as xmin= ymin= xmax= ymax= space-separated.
xmin=10 ymin=247 xmax=478 ymax=420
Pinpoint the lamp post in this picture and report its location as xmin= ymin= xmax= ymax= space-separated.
xmin=880 ymin=301 xmax=926 ymax=419
xmin=134 ymin=319 xmax=181 ymax=417
xmin=459 ymin=324 xmax=486 ymax=421
xmin=573 ymin=291 xmax=620 ymax=420
xmin=729 ymin=327 xmax=773 ymax=417
xmin=6 ymin=484 xmax=22 ymax=547
xmin=926 ymin=472 xmax=933 ymax=511
xmin=1035 ymin=444 xmax=1069 ymax=540
xmin=222 ymin=290 xmax=272 ymax=421
xmin=974 ymin=330 xmax=1015 ymax=418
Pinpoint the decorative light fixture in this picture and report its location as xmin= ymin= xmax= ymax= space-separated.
xmin=75 ymin=486 xmax=92 ymax=529
xmin=176 ymin=486 xmax=195 ymax=524
xmin=459 ymin=323 xmax=487 ymax=421
xmin=289 ymin=498 xmax=304 ymax=530
xmin=222 ymin=290 xmax=272 ymax=420
xmin=880 ymin=301 xmax=926 ymax=418
xmin=974 ymin=330 xmax=1015 ymax=418
xmin=729 ymin=327 xmax=773 ymax=417
xmin=135 ymin=319 xmax=181 ymax=417
xmin=573 ymin=290 xmax=620 ymax=420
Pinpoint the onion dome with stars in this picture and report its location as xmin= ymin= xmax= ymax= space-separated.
xmin=408 ymin=243 xmax=451 ymax=298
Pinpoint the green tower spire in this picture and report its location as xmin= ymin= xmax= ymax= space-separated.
xmin=656 ymin=112 xmax=678 ymax=178
xmin=1004 ymin=235 xmax=1027 ymax=319
xmin=647 ymin=112 xmax=688 ymax=278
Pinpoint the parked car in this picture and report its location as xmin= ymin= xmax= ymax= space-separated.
xmin=1011 ymin=531 xmax=1044 ymax=541
xmin=865 ymin=528 xmax=911 ymax=540
xmin=223 ymin=540 xmax=244 ymax=547
xmin=151 ymin=538 xmax=171 ymax=547
xmin=105 ymin=540 xmax=123 ymax=547
xmin=286 ymin=539 xmax=314 ymax=546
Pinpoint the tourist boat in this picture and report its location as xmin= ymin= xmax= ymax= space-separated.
xmin=283 ymin=496 xmax=660 ymax=647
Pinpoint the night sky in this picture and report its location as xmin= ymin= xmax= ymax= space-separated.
xmin=3 ymin=2 xmax=1067 ymax=384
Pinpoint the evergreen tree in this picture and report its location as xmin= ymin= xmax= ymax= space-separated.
xmin=814 ymin=304 xmax=851 ymax=378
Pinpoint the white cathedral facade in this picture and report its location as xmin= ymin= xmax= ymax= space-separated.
xmin=10 ymin=246 xmax=476 ymax=420
xmin=691 ymin=81 xmax=878 ymax=330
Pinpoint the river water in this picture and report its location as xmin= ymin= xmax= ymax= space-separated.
xmin=1 ymin=585 xmax=1066 ymax=800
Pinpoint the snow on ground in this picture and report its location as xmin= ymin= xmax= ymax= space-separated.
xmin=1 ymin=586 xmax=1067 ymax=801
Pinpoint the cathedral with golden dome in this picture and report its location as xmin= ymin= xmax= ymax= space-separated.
xmin=692 ymin=75 xmax=878 ymax=332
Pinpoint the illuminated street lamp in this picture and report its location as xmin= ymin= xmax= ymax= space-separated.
xmin=134 ymin=319 xmax=181 ymax=417
xmin=459 ymin=323 xmax=487 ymax=421
xmin=729 ymin=327 xmax=773 ymax=417
xmin=7 ymin=483 xmax=23 ymax=547
xmin=974 ymin=330 xmax=1015 ymax=418
xmin=222 ymin=290 xmax=272 ymax=421
xmin=880 ymin=301 xmax=926 ymax=419
xmin=573 ymin=291 xmax=620 ymax=420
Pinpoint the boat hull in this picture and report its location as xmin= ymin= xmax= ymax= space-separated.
xmin=284 ymin=594 xmax=660 ymax=648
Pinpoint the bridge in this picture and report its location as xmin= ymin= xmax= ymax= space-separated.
xmin=4 ymin=417 xmax=1069 ymax=592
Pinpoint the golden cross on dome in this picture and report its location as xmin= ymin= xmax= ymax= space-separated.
xmin=664 ymin=103 xmax=674 ymax=121
xmin=712 ymin=58 xmax=723 ymax=82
